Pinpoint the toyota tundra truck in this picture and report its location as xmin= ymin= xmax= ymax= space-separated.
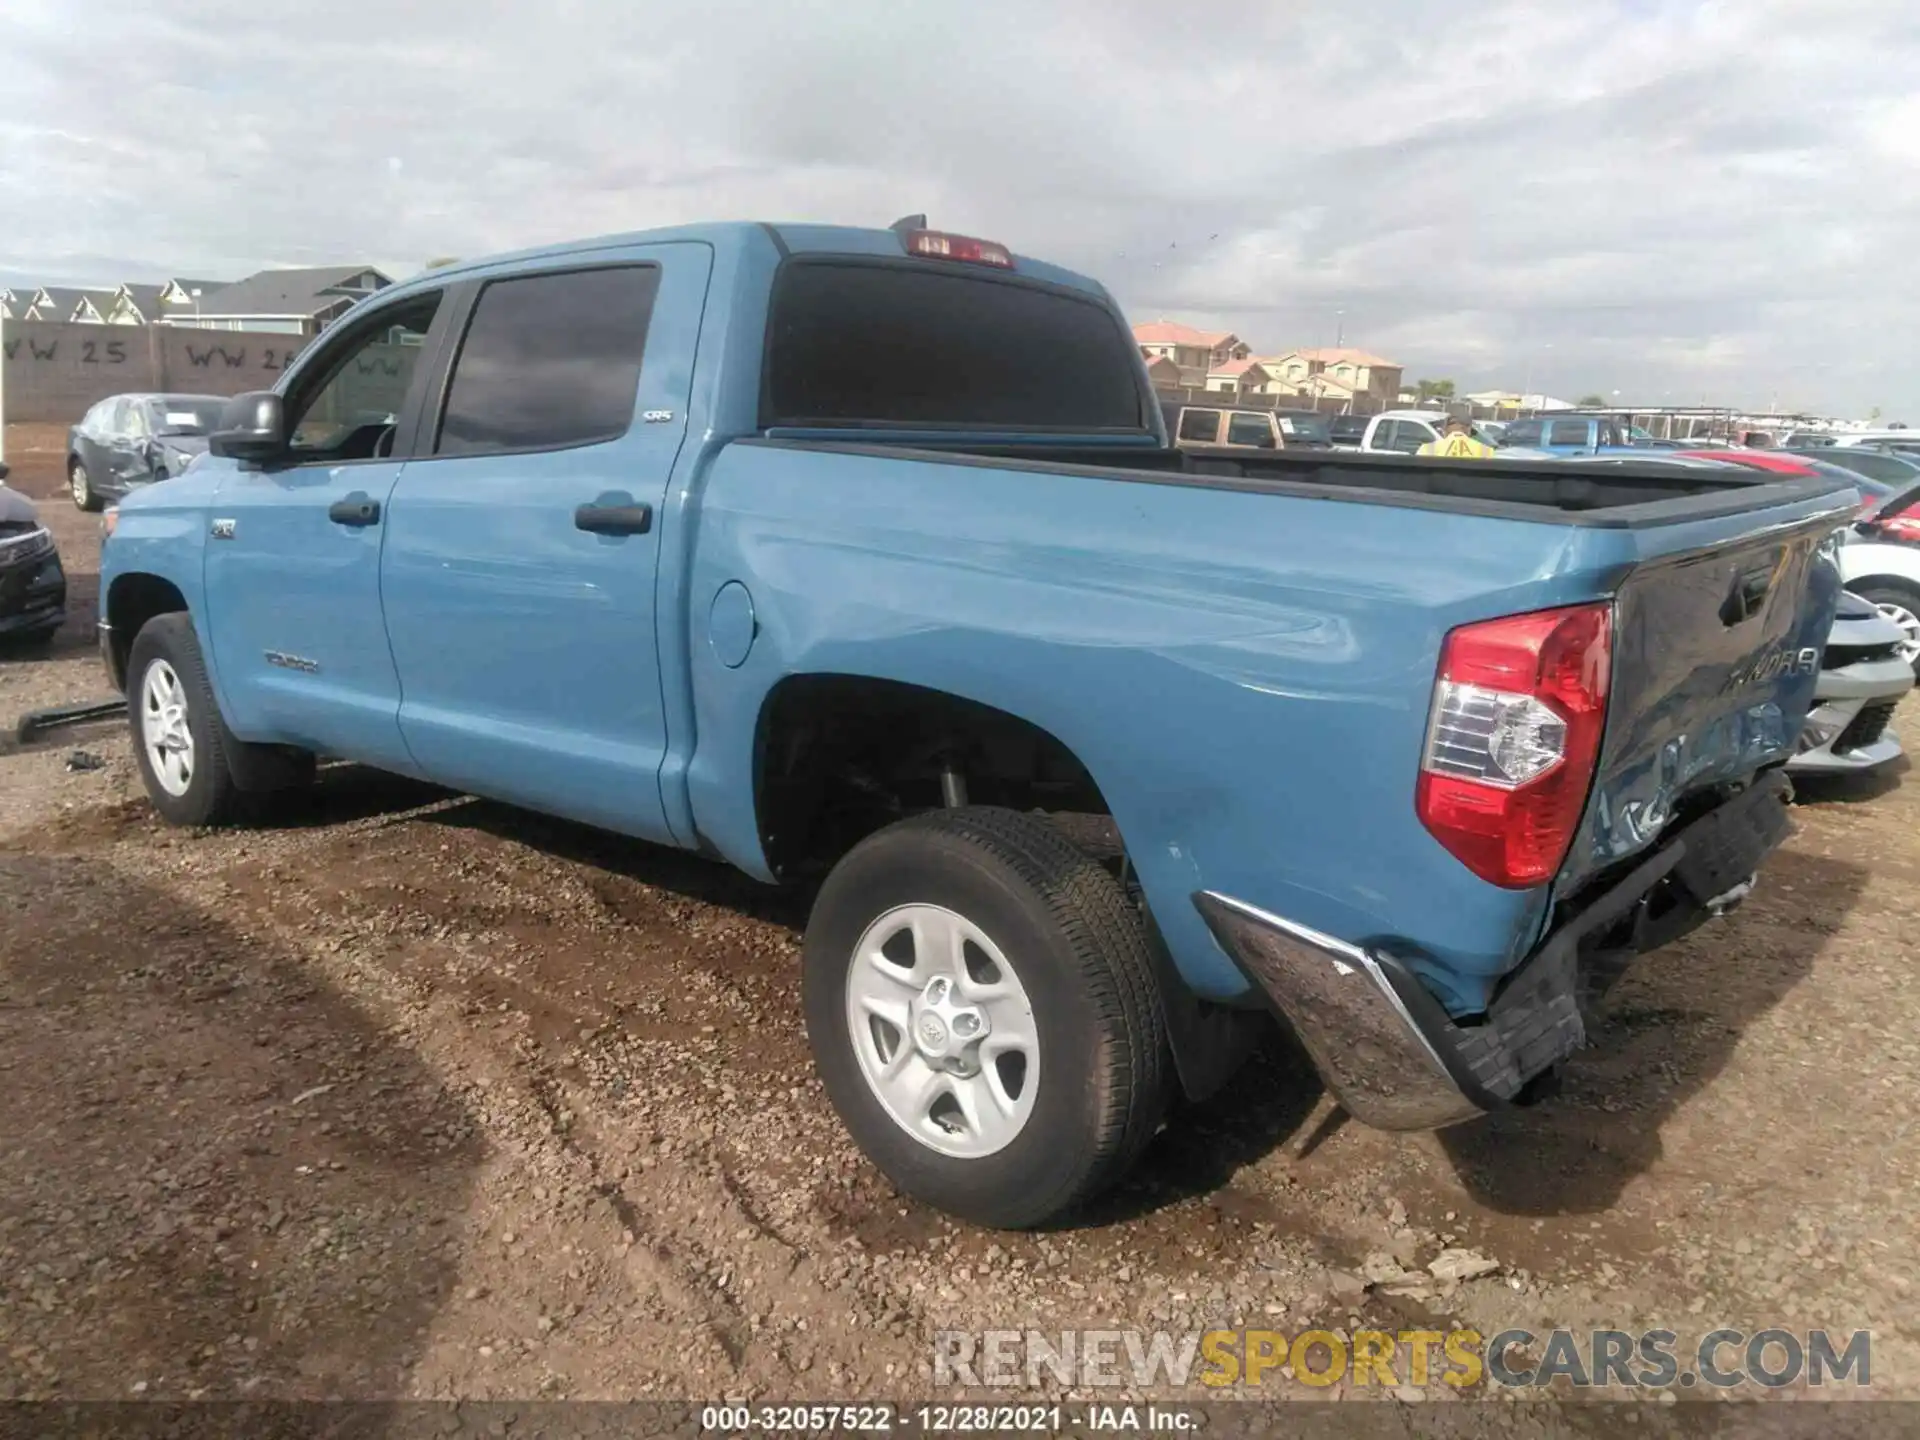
xmin=97 ymin=218 xmax=1850 ymax=1227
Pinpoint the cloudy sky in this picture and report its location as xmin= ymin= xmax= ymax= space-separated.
xmin=4 ymin=0 xmax=1917 ymax=414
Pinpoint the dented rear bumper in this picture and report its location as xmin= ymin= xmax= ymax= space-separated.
xmin=1194 ymin=770 xmax=1794 ymax=1131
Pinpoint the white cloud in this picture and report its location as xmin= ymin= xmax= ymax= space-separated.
xmin=3 ymin=0 xmax=1916 ymax=413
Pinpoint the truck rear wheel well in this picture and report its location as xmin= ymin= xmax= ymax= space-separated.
xmin=754 ymin=673 xmax=1269 ymax=1102
xmin=754 ymin=675 xmax=1112 ymax=881
xmin=106 ymin=573 xmax=188 ymax=681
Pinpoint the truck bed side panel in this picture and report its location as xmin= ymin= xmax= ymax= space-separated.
xmin=679 ymin=445 xmax=1643 ymax=1012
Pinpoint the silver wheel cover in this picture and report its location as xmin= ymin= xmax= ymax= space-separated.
xmin=139 ymin=659 xmax=196 ymax=798
xmin=844 ymin=903 xmax=1040 ymax=1159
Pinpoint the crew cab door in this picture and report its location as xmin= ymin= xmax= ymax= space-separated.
xmin=378 ymin=244 xmax=710 ymax=843
xmin=202 ymin=287 xmax=450 ymax=772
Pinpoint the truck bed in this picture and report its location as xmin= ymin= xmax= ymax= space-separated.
xmin=758 ymin=438 xmax=1854 ymax=527
xmin=707 ymin=431 xmax=1850 ymax=1012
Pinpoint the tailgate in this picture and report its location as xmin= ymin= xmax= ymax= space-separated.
xmin=1560 ymin=506 xmax=1845 ymax=891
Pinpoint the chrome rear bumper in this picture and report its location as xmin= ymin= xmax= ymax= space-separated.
xmin=1193 ymin=893 xmax=1486 ymax=1130
xmin=1194 ymin=771 xmax=1796 ymax=1133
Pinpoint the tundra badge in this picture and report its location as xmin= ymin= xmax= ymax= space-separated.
xmin=1723 ymin=645 xmax=1820 ymax=692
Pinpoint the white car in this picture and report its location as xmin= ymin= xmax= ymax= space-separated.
xmin=1788 ymin=594 xmax=1913 ymax=776
xmin=1359 ymin=410 xmax=1504 ymax=454
xmin=1837 ymin=483 xmax=1920 ymax=680
xmin=1359 ymin=409 xmax=1451 ymax=454
xmin=1832 ymin=429 xmax=1920 ymax=457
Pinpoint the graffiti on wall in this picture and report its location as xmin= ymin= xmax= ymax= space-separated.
xmin=3 ymin=335 xmax=304 ymax=372
xmin=181 ymin=343 xmax=304 ymax=372
xmin=2 ymin=322 xmax=317 ymax=420
xmin=4 ymin=335 xmax=132 ymax=365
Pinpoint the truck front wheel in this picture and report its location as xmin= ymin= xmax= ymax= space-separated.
xmin=802 ymin=807 xmax=1167 ymax=1228
xmin=127 ymin=614 xmax=311 ymax=826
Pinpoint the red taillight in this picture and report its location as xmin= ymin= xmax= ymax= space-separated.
xmin=1416 ymin=603 xmax=1612 ymax=889
xmin=904 ymin=229 xmax=1014 ymax=268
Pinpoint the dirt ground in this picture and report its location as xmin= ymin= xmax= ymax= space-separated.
xmin=2 ymin=419 xmax=1916 ymax=1413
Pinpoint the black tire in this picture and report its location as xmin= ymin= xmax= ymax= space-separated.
xmin=69 ymin=458 xmax=101 ymax=513
xmin=803 ymin=806 xmax=1168 ymax=1228
xmin=1849 ymin=581 xmax=1920 ymax=682
xmin=126 ymin=614 xmax=245 ymax=826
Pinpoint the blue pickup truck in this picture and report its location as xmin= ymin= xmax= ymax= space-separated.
xmin=97 ymin=219 xmax=1850 ymax=1227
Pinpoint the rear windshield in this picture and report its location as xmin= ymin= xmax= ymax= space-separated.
xmin=764 ymin=261 xmax=1145 ymax=431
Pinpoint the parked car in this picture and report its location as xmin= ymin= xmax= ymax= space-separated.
xmin=1832 ymin=430 xmax=1920 ymax=457
xmin=1787 ymin=592 xmax=1913 ymax=776
xmin=1778 ymin=431 xmax=1838 ymax=450
xmin=1271 ymin=409 xmax=1332 ymax=447
xmin=1161 ymin=403 xmax=1321 ymax=451
xmin=1838 ymin=484 xmax=1920 ymax=679
xmin=98 ymin=218 xmax=1851 ymax=1227
xmin=1359 ymin=409 xmax=1445 ymax=453
xmin=1803 ymin=446 xmax=1920 ymax=491
xmin=1327 ymin=414 xmax=1369 ymax=450
xmin=1500 ymin=415 xmax=1631 ymax=454
xmin=67 ymin=393 xmax=229 ymax=512
xmin=0 ymin=464 xmax=68 ymax=650
xmin=1358 ymin=409 xmax=1505 ymax=454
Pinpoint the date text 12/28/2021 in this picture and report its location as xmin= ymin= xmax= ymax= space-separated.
xmin=698 ymin=1403 xmax=1198 ymax=1434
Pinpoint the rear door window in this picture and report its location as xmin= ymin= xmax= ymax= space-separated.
xmin=1226 ymin=412 xmax=1275 ymax=447
xmin=1178 ymin=409 xmax=1222 ymax=443
xmin=437 ymin=266 xmax=660 ymax=457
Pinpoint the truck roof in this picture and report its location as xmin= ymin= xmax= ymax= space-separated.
xmin=396 ymin=221 xmax=1112 ymax=301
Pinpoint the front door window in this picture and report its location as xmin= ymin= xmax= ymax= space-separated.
xmin=285 ymin=294 xmax=442 ymax=464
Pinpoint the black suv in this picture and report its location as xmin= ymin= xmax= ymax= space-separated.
xmin=0 ymin=465 xmax=68 ymax=650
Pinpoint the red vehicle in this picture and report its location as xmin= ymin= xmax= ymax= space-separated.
xmin=1681 ymin=449 xmax=1920 ymax=539
xmin=1674 ymin=449 xmax=1823 ymax=475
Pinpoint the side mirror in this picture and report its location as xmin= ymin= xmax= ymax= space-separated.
xmin=210 ymin=391 xmax=288 ymax=463
xmin=0 ymin=462 xmax=10 ymax=483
